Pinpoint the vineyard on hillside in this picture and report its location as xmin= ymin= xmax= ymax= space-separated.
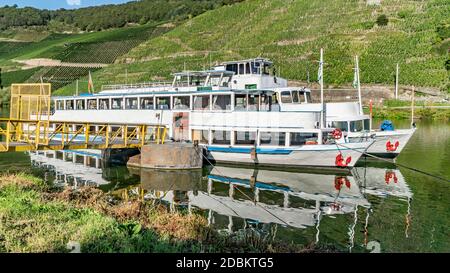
xmin=83 ymin=0 xmax=448 ymax=93
xmin=0 ymin=23 xmax=175 ymax=93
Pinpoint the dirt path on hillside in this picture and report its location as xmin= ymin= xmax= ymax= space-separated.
xmin=14 ymin=58 xmax=109 ymax=69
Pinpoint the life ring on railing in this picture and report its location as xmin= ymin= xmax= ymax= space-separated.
xmin=384 ymin=171 xmax=398 ymax=184
xmin=334 ymin=176 xmax=351 ymax=191
xmin=386 ymin=140 xmax=400 ymax=152
xmin=335 ymin=154 xmax=352 ymax=167
xmin=331 ymin=128 xmax=343 ymax=140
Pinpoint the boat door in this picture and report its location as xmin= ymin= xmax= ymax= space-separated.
xmin=173 ymin=112 xmax=189 ymax=141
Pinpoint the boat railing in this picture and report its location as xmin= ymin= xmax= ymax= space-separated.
xmin=101 ymin=81 xmax=173 ymax=91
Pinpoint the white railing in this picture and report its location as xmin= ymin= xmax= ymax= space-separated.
xmin=101 ymin=81 xmax=173 ymax=91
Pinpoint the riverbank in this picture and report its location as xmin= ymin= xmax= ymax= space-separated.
xmin=365 ymin=104 xmax=450 ymax=121
xmin=0 ymin=173 xmax=322 ymax=253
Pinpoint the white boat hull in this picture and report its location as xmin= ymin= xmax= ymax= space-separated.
xmin=205 ymin=141 xmax=372 ymax=169
xmin=367 ymin=128 xmax=416 ymax=158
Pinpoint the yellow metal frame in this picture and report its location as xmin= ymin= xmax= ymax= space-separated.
xmin=1 ymin=83 xmax=168 ymax=152
xmin=0 ymin=119 xmax=167 ymax=152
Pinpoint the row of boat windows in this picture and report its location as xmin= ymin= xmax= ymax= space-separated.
xmin=225 ymin=62 xmax=271 ymax=75
xmin=192 ymin=130 xmax=320 ymax=146
xmin=331 ymin=119 xmax=370 ymax=132
xmin=55 ymin=92 xmax=310 ymax=111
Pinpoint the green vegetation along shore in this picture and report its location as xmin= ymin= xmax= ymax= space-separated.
xmin=0 ymin=173 xmax=321 ymax=253
xmin=367 ymin=100 xmax=450 ymax=121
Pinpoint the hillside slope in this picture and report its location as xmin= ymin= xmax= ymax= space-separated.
xmin=63 ymin=0 xmax=447 ymax=95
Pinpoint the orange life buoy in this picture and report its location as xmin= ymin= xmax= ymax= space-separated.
xmin=331 ymin=128 xmax=343 ymax=140
xmin=335 ymin=154 xmax=352 ymax=167
xmin=384 ymin=171 xmax=398 ymax=184
xmin=334 ymin=176 xmax=351 ymax=191
xmin=386 ymin=140 xmax=400 ymax=152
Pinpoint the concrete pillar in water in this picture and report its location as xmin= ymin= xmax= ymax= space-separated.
xmin=128 ymin=143 xmax=202 ymax=169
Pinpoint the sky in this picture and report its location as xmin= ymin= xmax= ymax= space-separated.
xmin=0 ymin=0 xmax=132 ymax=10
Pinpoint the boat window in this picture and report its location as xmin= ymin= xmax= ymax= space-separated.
xmin=363 ymin=119 xmax=370 ymax=130
xmin=212 ymin=130 xmax=231 ymax=145
xmin=350 ymin=120 xmax=364 ymax=132
xmin=193 ymin=95 xmax=210 ymax=110
xmin=252 ymin=62 xmax=260 ymax=74
xmin=260 ymin=94 xmax=271 ymax=111
xmin=125 ymin=97 xmax=138 ymax=109
xmin=280 ymin=91 xmax=292 ymax=103
xmin=235 ymin=131 xmax=256 ymax=146
xmin=292 ymin=91 xmax=299 ymax=103
xmin=87 ymin=99 xmax=97 ymax=110
xmin=192 ymin=130 xmax=209 ymax=144
xmin=56 ymin=100 xmax=64 ymax=110
xmin=156 ymin=97 xmax=170 ymax=110
xmin=239 ymin=63 xmax=245 ymax=75
xmin=290 ymin=132 xmax=319 ymax=146
xmin=305 ymin=92 xmax=312 ymax=103
xmin=140 ymin=97 xmax=153 ymax=110
xmin=331 ymin=121 xmax=348 ymax=132
xmin=173 ymin=96 xmax=190 ymax=110
xmin=245 ymin=63 xmax=250 ymax=74
xmin=234 ymin=94 xmax=247 ymax=111
xmin=212 ymin=95 xmax=231 ymax=110
xmin=111 ymin=98 xmax=123 ymax=110
xmin=226 ymin=64 xmax=238 ymax=74
xmin=299 ymin=91 xmax=305 ymax=103
xmin=263 ymin=63 xmax=271 ymax=75
xmin=260 ymin=132 xmax=286 ymax=146
xmin=76 ymin=99 xmax=85 ymax=110
xmin=99 ymin=98 xmax=109 ymax=110
xmin=248 ymin=94 xmax=259 ymax=111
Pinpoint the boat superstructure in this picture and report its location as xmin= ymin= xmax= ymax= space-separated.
xmin=48 ymin=58 xmax=375 ymax=168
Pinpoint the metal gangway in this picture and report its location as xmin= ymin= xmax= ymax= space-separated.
xmin=0 ymin=83 xmax=167 ymax=152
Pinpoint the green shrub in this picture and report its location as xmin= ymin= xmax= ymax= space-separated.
xmin=376 ymin=14 xmax=389 ymax=26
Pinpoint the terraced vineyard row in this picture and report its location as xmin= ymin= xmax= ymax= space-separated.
xmin=54 ymin=40 xmax=143 ymax=64
xmin=27 ymin=66 xmax=101 ymax=91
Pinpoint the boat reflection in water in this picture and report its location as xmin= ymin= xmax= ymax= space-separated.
xmin=28 ymin=149 xmax=413 ymax=250
xmin=130 ymin=163 xmax=413 ymax=245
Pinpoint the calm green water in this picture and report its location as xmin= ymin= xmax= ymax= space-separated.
xmin=0 ymin=119 xmax=448 ymax=253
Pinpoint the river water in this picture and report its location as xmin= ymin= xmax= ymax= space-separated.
xmin=0 ymin=119 xmax=448 ymax=253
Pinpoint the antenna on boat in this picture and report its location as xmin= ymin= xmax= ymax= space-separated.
xmin=318 ymin=48 xmax=325 ymax=128
xmin=354 ymin=55 xmax=363 ymax=115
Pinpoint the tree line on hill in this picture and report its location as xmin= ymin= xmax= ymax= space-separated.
xmin=0 ymin=0 xmax=243 ymax=31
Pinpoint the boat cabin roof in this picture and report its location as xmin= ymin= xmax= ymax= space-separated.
xmin=275 ymin=87 xmax=311 ymax=93
xmin=173 ymin=70 xmax=234 ymax=77
xmin=221 ymin=58 xmax=273 ymax=66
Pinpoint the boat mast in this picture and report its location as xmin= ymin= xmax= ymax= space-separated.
xmin=319 ymin=48 xmax=325 ymax=128
xmin=355 ymin=55 xmax=363 ymax=115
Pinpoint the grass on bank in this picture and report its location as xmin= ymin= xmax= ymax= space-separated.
xmin=0 ymin=173 xmax=315 ymax=253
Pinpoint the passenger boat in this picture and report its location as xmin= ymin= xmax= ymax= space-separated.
xmin=49 ymin=58 xmax=374 ymax=169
